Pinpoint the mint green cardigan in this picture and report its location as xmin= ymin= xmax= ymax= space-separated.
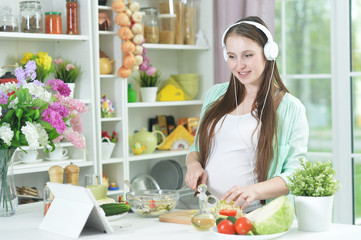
xmin=188 ymin=82 xmax=309 ymax=185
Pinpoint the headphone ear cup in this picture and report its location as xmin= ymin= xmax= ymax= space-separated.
xmin=223 ymin=46 xmax=228 ymax=62
xmin=264 ymin=41 xmax=279 ymax=61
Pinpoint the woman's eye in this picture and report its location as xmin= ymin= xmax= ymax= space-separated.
xmin=245 ymin=54 xmax=253 ymax=58
xmin=228 ymin=55 xmax=235 ymax=59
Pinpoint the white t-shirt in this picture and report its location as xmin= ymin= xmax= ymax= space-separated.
xmin=205 ymin=113 xmax=262 ymax=212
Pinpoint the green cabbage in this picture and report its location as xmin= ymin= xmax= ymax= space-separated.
xmin=245 ymin=196 xmax=294 ymax=235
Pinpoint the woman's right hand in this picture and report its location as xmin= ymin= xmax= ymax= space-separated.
xmin=185 ymin=161 xmax=208 ymax=191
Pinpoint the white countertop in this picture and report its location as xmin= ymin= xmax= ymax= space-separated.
xmin=0 ymin=203 xmax=361 ymax=240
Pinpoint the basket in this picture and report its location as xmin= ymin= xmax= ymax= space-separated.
xmin=101 ymin=137 xmax=115 ymax=160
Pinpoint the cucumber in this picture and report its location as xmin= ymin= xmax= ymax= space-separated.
xmin=100 ymin=203 xmax=130 ymax=216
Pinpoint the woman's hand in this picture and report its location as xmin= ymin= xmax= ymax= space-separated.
xmin=221 ymin=185 xmax=259 ymax=210
xmin=185 ymin=161 xmax=208 ymax=191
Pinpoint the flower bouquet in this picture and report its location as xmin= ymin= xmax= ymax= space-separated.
xmin=102 ymin=131 xmax=118 ymax=143
xmin=53 ymin=58 xmax=82 ymax=84
xmin=20 ymin=51 xmax=54 ymax=83
xmin=0 ymin=60 xmax=87 ymax=216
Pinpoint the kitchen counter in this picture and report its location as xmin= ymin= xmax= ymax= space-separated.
xmin=0 ymin=203 xmax=360 ymax=240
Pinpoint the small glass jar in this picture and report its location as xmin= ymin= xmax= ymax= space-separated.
xmin=140 ymin=7 xmax=159 ymax=43
xmin=19 ymin=1 xmax=43 ymax=33
xmin=0 ymin=7 xmax=18 ymax=32
xmin=66 ymin=0 xmax=78 ymax=34
xmin=45 ymin=12 xmax=62 ymax=34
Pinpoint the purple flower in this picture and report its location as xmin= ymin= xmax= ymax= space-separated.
xmin=146 ymin=65 xmax=156 ymax=76
xmin=32 ymin=80 xmax=43 ymax=87
xmin=0 ymin=91 xmax=8 ymax=104
xmin=143 ymin=56 xmax=150 ymax=65
xmin=14 ymin=67 xmax=26 ymax=82
xmin=142 ymin=47 xmax=147 ymax=57
xmin=47 ymin=79 xmax=71 ymax=97
xmin=25 ymin=61 xmax=37 ymax=81
xmin=42 ymin=108 xmax=67 ymax=134
xmin=139 ymin=62 xmax=148 ymax=71
xmin=49 ymin=102 xmax=69 ymax=118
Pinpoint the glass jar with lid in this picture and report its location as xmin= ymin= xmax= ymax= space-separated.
xmin=45 ymin=12 xmax=62 ymax=34
xmin=19 ymin=1 xmax=43 ymax=33
xmin=140 ymin=7 xmax=159 ymax=43
xmin=0 ymin=7 xmax=18 ymax=32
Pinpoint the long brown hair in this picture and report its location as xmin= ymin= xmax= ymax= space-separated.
xmin=197 ymin=16 xmax=289 ymax=183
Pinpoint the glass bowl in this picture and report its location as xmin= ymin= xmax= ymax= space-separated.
xmin=126 ymin=189 xmax=179 ymax=217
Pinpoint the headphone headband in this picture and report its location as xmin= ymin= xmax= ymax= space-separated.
xmin=222 ymin=20 xmax=279 ymax=61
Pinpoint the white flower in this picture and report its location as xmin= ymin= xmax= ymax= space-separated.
xmin=8 ymin=98 xmax=18 ymax=109
xmin=0 ymin=82 xmax=16 ymax=94
xmin=21 ymin=122 xmax=40 ymax=149
xmin=23 ymin=83 xmax=52 ymax=102
xmin=34 ymin=123 xmax=49 ymax=150
xmin=0 ymin=106 xmax=2 ymax=117
xmin=0 ymin=123 xmax=14 ymax=146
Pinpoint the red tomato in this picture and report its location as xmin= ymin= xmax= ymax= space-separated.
xmin=148 ymin=200 xmax=156 ymax=208
xmin=217 ymin=219 xmax=236 ymax=235
xmin=219 ymin=209 xmax=237 ymax=217
xmin=235 ymin=217 xmax=252 ymax=235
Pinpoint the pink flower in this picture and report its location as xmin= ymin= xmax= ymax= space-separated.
xmin=49 ymin=102 xmax=69 ymax=118
xmin=139 ymin=62 xmax=148 ymax=71
xmin=47 ymin=79 xmax=71 ymax=97
xmin=142 ymin=47 xmax=147 ymax=56
xmin=146 ymin=65 xmax=156 ymax=76
xmin=54 ymin=59 xmax=63 ymax=65
xmin=66 ymin=64 xmax=75 ymax=71
xmin=42 ymin=108 xmax=67 ymax=134
xmin=63 ymin=128 xmax=86 ymax=149
xmin=143 ymin=56 xmax=150 ymax=65
xmin=70 ymin=111 xmax=83 ymax=132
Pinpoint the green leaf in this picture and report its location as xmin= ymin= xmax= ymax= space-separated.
xmin=2 ymin=109 xmax=15 ymax=123
xmin=48 ymin=129 xmax=60 ymax=140
xmin=32 ymin=98 xmax=47 ymax=108
xmin=38 ymin=119 xmax=54 ymax=130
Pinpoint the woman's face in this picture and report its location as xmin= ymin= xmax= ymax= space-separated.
xmin=226 ymin=34 xmax=266 ymax=88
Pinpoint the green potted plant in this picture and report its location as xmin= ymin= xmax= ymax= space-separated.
xmin=131 ymin=49 xmax=161 ymax=102
xmin=287 ymin=158 xmax=341 ymax=232
xmin=53 ymin=58 xmax=82 ymax=98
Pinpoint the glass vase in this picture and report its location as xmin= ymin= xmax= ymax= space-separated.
xmin=0 ymin=148 xmax=18 ymax=217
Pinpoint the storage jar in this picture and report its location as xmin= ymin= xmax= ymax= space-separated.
xmin=45 ymin=12 xmax=62 ymax=34
xmin=183 ymin=0 xmax=199 ymax=45
xmin=141 ymin=7 xmax=159 ymax=43
xmin=0 ymin=7 xmax=18 ymax=32
xmin=19 ymin=1 xmax=43 ymax=33
xmin=158 ymin=0 xmax=184 ymax=44
xmin=159 ymin=14 xmax=176 ymax=44
xmin=66 ymin=0 xmax=78 ymax=34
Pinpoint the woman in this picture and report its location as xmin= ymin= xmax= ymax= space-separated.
xmin=185 ymin=16 xmax=308 ymax=212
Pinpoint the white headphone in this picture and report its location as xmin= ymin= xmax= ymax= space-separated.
xmin=221 ymin=21 xmax=279 ymax=61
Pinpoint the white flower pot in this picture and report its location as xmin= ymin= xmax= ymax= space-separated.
xmin=67 ymin=83 xmax=76 ymax=98
xmin=140 ymin=87 xmax=158 ymax=102
xmin=294 ymin=195 xmax=334 ymax=232
xmin=101 ymin=137 xmax=115 ymax=160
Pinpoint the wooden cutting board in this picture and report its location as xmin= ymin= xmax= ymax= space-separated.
xmin=159 ymin=210 xmax=196 ymax=225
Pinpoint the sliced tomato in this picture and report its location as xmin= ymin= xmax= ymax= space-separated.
xmin=217 ymin=219 xmax=236 ymax=235
xmin=148 ymin=200 xmax=156 ymax=208
xmin=235 ymin=217 xmax=252 ymax=235
xmin=219 ymin=209 xmax=237 ymax=217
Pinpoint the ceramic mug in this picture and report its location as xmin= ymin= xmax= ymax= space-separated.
xmin=49 ymin=147 xmax=68 ymax=159
xmin=18 ymin=150 xmax=38 ymax=162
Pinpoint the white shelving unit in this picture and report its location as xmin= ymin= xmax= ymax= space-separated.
xmin=0 ymin=0 xmax=214 ymax=205
xmin=0 ymin=0 xmax=97 ymax=193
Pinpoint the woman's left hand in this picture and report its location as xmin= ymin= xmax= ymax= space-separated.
xmin=221 ymin=185 xmax=258 ymax=210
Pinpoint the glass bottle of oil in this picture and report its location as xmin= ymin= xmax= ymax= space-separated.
xmin=191 ymin=184 xmax=217 ymax=231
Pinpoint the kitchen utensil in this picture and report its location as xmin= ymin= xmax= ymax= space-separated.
xmin=129 ymin=127 xmax=166 ymax=154
xmin=99 ymin=58 xmax=114 ymax=74
xmin=159 ymin=209 xmax=195 ymax=225
xmin=176 ymin=185 xmax=188 ymax=193
xmin=131 ymin=174 xmax=160 ymax=190
xmin=126 ymin=189 xmax=179 ymax=217
xmin=191 ymin=184 xmax=218 ymax=231
xmin=124 ymin=180 xmax=136 ymax=192
xmin=150 ymin=160 xmax=183 ymax=189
